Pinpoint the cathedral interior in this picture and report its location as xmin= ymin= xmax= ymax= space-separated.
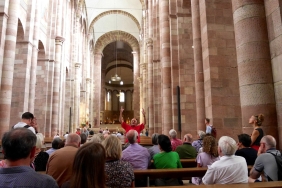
xmin=0 ymin=0 xmax=281 ymax=148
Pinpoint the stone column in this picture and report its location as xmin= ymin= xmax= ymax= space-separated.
xmin=74 ymin=63 xmax=81 ymax=132
xmin=160 ymin=0 xmax=172 ymax=135
xmin=93 ymin=53 xmax=102 ymax=127
xmin=0 ymin=2 xmax=9 ymax=85
xmin=141 ymin=63 xmax=147 ymax=123
xmin=86 ymin=78 xmax=91 ymax=125
xmin=132 ymin=51 xmax=140 ymax=119
xmin=29 ymin=0 xmax=40 ymax=112
xmin=192 ymin=0 xmax=205 ymax=131
xmin=146 ymin=38 xmax=154 ymax=135
xmin=51 ymin=37 xmax=64 ymax=136
xmin=0 ymin=0 xmax=20 ymax=136
xmin=264 ymin=0 xmax=282 ymax=149
xmin=232 ymin=0 xmax=277 ymax=137
xmin=89 ymin=50 xmax=94 ymax=127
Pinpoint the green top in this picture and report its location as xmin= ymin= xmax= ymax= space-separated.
xmin=153 ymin=151 xmax=182 ymax=169
xmin=175 ymin=143 xmax=197 ymax=159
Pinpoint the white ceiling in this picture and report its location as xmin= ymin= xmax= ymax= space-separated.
xmin=85 ymin=0 xmax=142 ymax=42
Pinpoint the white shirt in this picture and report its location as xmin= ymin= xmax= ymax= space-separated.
xmin=202 ymin=155 xmax=248 ymax=185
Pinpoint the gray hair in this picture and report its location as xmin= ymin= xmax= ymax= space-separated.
xmin=198 ymin=130 xmax=206 ymax=139
xmin=218 ymin=136 xmax=237 ymax=156
xmin=262 ymin=135 xmax=276 ymax=149
xmin=152 ymin=133 xmax=159 ymax=145
xmin=90 ymin=134 xmax=102 ymax=143
xmin=127 ymin=130 xmax=138 ymax=144
xmin=169 ymin=129 xmax=177 ymax=139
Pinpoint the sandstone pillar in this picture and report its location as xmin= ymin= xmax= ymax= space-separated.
xmin=0 ymin=0 xmax=20 ymax=136
xmin=86 ymin=78 xmax=91 ymax=126
xmin=191 ymin=0 xmax=205 ymax=131
xmin=232 ymin=0 xmax=277 ymax=137
xmin=51 ymin=37 xmax=64 ymax=136
xmin=74 ymin=63 xmax=81 ymax=132
xmin=0 ymin=2 xmax=9 ymax=86
xmin=132 ymin=52 xmax=140 ymax=119
xmin=147 ymin=38 xmax=154 ymax=135
xmin=160 ymin=0 xmax=172 ymax=135
xmin=141 ymin=63 xmax=147 ymax=123
xmin=28 ymin=0 xmax=39 ymax=113
xmin=93 ymin=53 xmax=102 ymax=127
xmin=264 ymin=0 xmax=282 ymax=149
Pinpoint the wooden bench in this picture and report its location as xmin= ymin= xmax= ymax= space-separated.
xmin=139 ymin=136 xmax=152 ymax=146
xmin=139 ymin=181 xmax=282 ymax=188
xmin=134 ymin=166 xmax=253 ymax=186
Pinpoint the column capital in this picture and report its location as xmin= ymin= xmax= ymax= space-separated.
xmin=146 ymin=38 xmax=153 ymax=47
xmin=55 ymin=36 xmax=65 ymax=44
xmin=75 ymin=63 xmax=81 ymax=68
xmin=137 ymin=77 xmax=142 ymax=83
xmin=86 ymin=78 xmax=91 ymax=82
xmin=140 ymin=63 xmax=147 ymax=70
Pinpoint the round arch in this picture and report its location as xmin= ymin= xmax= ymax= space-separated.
xmin=89 ymin=10 xmax=141 ymax=34
xmin=94 ymin=30 xmax=139 ymax=54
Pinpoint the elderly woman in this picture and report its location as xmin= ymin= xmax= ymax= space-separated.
xmin=147 ymin=133 xmax=160 ymax=159
xmin=102 ymin=135 xmax=134 ymax=188
xmin=192 ymin=130 xmax=206 ymax=153
xmin=153 ymin=134 xmax=182 ymax=186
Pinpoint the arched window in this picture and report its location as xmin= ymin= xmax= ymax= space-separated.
xmin=119 ymin=92 xmax=125 ymax=102
xmin=107 ymin=92 xmax=110 ymax=102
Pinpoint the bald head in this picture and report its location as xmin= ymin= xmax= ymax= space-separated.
xmin=127 ymin=130 xmax=138 ymax=144
xmin=261 ymin=135 xmax=276 ymax=149
xmin=184 ymin=134 xmax=193 ymax=143
xmin=66 ymin=133 xmax=81 ymax=147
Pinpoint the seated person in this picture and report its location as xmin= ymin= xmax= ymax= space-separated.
xmin=34 ymin=133 xmax=49 ymax=171
xmin=235 ymin=134 xmax=257 ymax=165
xmin=202 ymin=136 xmax=248 ymax=184
xmin=192 ymin=135 xmax=219 ymax=185
xmin=0 ymin=128 xmax=58 ymax=187
xmin=192 ymin=130 xmax=206 ymax=153
xmin=46 ymin=137 xmax=64 ymax=156
xmin=175 ymin=134 xmax=197 ymax=159
xmin=122 ymin=130 xmax=151 ymax=170
xmin=80 ymin=133 xmax=87 ymax=146
xmin=148 ymin=133 xmax=160 ymax=159
xmin=102 ymin=135 xmax=134 ymax=187
xmin=153 ymin=134 xmax=182 ymax=186
xmin=61 ymin=143 xmax=106 ymax=188
xmin=249 ymin=135 xmax=281 ymax=182
xmin=169 ymin=129 xmax=182 ymax=151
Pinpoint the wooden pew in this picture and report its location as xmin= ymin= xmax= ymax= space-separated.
xmin=134 ymin=166 xmax=253 ymax=186
xmin=138 ymin=181 xmax=282 ymax=188
xmin=139 ymin=136 xmax=152 ymax=146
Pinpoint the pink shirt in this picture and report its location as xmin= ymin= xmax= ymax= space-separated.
xmin=171 ymin=138 xmax=183 ymax=151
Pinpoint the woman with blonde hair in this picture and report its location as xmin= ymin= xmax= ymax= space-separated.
xmin=61 ymin=143 xmax=106 ymax=188
xmin=192 ymin=135 xmax=219 ymax=185
xmin=249 ymin=114 xmax=264 ymax=151
xmin=102 ymin=135 xmax=134 ymax=187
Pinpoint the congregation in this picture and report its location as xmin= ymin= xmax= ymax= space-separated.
xmin=0 ymin=111 xmax=281 ymax=188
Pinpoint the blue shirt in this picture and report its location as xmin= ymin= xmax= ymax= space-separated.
xmin=0 ymin=166 xmax=58 ymax=188
xmin=46 ymin=148 xmax=57 ymax=156
xmin=122 ymin=143 xmax=151 ymax=169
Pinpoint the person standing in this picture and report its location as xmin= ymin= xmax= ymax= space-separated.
xmin=205 ymin=118 xmax=213 ymax=134
xmin=249 ymin=114 xmax=264 ymax=151
xmin=119 ymin=106 xmax=146 ymax=143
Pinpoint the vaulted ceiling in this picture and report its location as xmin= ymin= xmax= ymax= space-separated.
xmin=85 ymin=0 xmax=142 ymax=85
